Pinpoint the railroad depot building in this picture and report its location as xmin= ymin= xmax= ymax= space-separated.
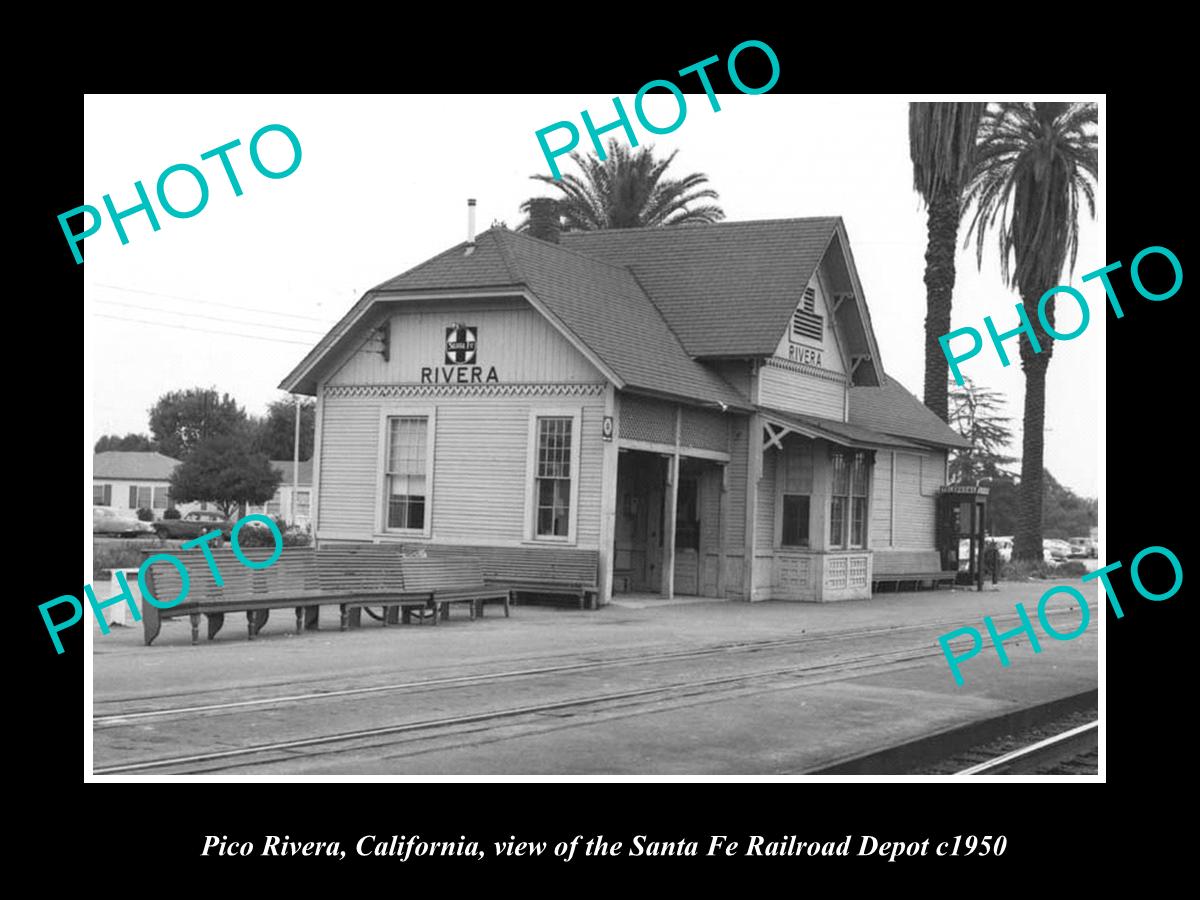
xmin=279 ymin=212 xmax=969 ymax=605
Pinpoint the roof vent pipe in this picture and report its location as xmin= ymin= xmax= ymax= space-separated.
xmin=467 ymin=198 xmax=477 ymax=245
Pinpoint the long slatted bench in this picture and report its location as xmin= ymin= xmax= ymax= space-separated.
xmin=399 ymin=557 xmax=508 ymax=622
xmin=424 ymin=545 xmax=600 ymax=611
xmin=870 ymin=550 xmax=956 ymax=593
xmin=140 ymin=546 xmax=437 ymax=646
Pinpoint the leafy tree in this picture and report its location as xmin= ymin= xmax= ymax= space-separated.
xmin=149 ymin=388 xmax=249 ymax=461
xmin=519 ymin=140 xmax=724 ymax=231
xmin=963 ymin=102 xmax=1097 ymax=561
xmin=946 ymin=376 xmax=1017 ymax=484
xmin=249 ymin=397 xmax=315 ymax=461
xmin=168 ymin=434 xmax=280 ymax=518
xmin=909 ymin=102 xmax=985 ymax=422
xmin=94 ymin=433 xmax=157 ymax=453
xmin=986 ymin=471 xmax=1096 ymax=540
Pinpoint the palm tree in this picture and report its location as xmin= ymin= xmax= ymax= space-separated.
xmin=963 ymin=102 xmax=1097 ymax=562
xmin=909 ymin=102 xmax=986 ymax=423
xmin=519 ymin=139 xmax=724 ymax=231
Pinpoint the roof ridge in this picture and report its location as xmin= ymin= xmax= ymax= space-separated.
xmin=366 ymin=229 xmax=511 ymax=294
xmin=624 ymin=266 xmax=749 ymax=405
xmin=490 ymin=229 xmax=526 ymax=283
xmin=561 ymin=216 xmax=843 ymax=237
xmin=498 ymin=228 xmax=650 ymax=280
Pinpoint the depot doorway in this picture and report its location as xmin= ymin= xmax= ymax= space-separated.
xmin=613 ymin=450 xmax=722 ymax=597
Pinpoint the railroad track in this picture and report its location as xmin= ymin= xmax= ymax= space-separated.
xmin=95 ymin=643 xmax=946 ymax=774
xmin=955 ymin=721 xmax=1098 ymax=775
xmin=94 ymin=605 xmax=1090 ymax=725
xmin=93 ymin=604 xmax=1096 ymax=776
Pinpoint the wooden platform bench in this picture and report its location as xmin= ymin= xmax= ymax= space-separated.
xmin=870 ymin=550 xmax=957 ymax=593
xmin=425 ymin=545 xmax=600 ymax=610
xmin=140 ymin=546 xmax=437 ymax=646
xmin=399 ymin=557 xmax=508 ymax=621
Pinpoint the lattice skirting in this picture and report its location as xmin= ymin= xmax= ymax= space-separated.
xmin=324 ymin=382 xmax=607 ymax=399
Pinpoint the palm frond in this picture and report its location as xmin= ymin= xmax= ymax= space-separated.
xmin=519 ymin=138 xmax=724 ymax=231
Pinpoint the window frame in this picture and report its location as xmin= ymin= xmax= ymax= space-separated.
xmin=779 ymin=493 xmax=812 ymax=548
xmin=294 ymin=489 xmax=311 ymax=520
xmin=524 ymin=408 xmax=582 ymax=545
xmin=93 ymin=483 xmax=112 ymax=506
xmin=375 ymin=407 xmax=436 ymax=539
xmin=829 ymin=449 xmax=870 ymax=550
xmin=128 ymin=484 xmax=156 ymax=511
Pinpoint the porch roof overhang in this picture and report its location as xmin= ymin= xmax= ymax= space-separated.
xmin=759 ymin=406 xmax=925 ymax=452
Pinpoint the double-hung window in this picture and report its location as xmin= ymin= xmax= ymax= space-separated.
xmin=778 ymin=438 xmax=814 ymax=548
xmin=93 ymin=484 xmax=112 ymax=506
xmin=535 ymin=417 xmax=572 ymax=538
xmin=830 ymin=450 xmax=869 ymax=549
xmin=295 ymin=490 xmax=311 ymax=519
xmin=384 ymin=415 xmax=430 ymax=532
xmin=526 ymin=411 xmax=580 ymax=543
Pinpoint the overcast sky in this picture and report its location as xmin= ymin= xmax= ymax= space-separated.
xmin=83 ymin=94 xmax=1102 ymax=497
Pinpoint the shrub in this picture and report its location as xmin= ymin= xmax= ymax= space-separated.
xmin=235 ymin=522 xmax=311 ymax=547
xmin=93 ymin=537 xmax=157 ymax=581
xmin=136 ymin=507 xmax=155 ymax=521
xmin=163 ymin=507 xmax=181 ymax=520
xmin=1000 ymin=558 xmax=1088 ymax=581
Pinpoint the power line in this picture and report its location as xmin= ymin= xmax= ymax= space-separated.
xmin=94 ymin=313 xmax=317 ymax=347
xmin=90 ymin=282 xmax=335 ymax=324
xmin=94 ymin=299 xmax=328 ymax=336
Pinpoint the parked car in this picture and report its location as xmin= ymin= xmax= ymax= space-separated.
xmin=1069 ymin=536 xmax=1096 ymax=558
xmin=1043 ymin=538 xmax=1072 ymax=562
xmin=153 ymin=510 xmax=234 ymax=542
xmin=93 ymin=507 xmax=156 ymax=538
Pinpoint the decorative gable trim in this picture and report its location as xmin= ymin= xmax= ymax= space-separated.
xmin=762 ymin=357 xmax=847 ymax=385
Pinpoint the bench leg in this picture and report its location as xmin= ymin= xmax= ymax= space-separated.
xmin=504 ymin=591 xmax=511 ymax=618
xmin=247 ymin=609 xmax=269 ymax=640
xmin=385 ymin=605 xmax=401 ymax=626
xmin=295 ymin=607 xmax=304 ymax=634
xmin=207 ymin=612 xmax=225 ymax=641
xmin=339 ymin=604 xmax=348 ymax=631
xmin=348 ymin=607 xmax=362 ymax=629
xmin=189 ymin=613 xmax=201 ymax=646
xmin=143 ymin=603 xmax=162 ymax=646
xmin=401 ymin=607 xmax=411 ymax=625
xmin=440 ymin=602 xmax=450 ymax=623
xmin=305 ymin=606 xmax=320 ymax=631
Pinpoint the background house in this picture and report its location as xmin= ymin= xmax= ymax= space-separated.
xmin=92 ymin=451 xmax=204 ymax=519
xmin=249 ymin=460 xmax=313 ymax=528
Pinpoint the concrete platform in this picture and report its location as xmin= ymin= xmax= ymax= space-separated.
xmin=92 ymin=581 xmax=1100 ymax=774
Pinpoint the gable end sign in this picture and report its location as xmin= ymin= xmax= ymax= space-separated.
xmin=421 ymin=324 xmax=499 ymax=384
xmin=445 ymin=325 xmax=477 ymax=364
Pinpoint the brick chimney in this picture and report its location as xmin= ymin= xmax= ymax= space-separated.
xmin=527 ymin=198 xmax=560 ymax=244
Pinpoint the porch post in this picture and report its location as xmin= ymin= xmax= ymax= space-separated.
xmin=743 ymin=412 xmax=762 ymax=602
xmin=598 ymin=386 xmax=620 ymax=606
xmin=661 ymin=406 xmax=682 ymax=600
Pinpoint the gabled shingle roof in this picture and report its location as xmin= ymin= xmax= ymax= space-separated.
xmin=849 ymin=378 xmax=972 ymax=449
xmin=560 ymin=218 xmax=840 ymax=358
xmin=281 ymin=228 xmax=750 ymax=410
xmin=93 ymin=451 xmax=180 ymax=481
xmin=493 ymin=230 xmax=748 ymax=409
